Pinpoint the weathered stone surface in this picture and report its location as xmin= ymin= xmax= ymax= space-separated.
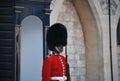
xmin=57 ymin=0 xmax=85 ymax=81
xmin=99 ymin=0 xmax=120 ymax=15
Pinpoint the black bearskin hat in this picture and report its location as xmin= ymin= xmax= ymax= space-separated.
xmin=46 ymin=23 xmax=67 ymax=51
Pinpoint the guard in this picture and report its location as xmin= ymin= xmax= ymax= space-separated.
xmin=42 ymin=23 xmax=71 ymax=81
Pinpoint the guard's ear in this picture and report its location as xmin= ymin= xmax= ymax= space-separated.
xmin=46 ymin=23 xmax=67 ymax=51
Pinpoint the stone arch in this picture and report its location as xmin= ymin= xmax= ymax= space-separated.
xmin=50 ymin=0 xmax=103 ymax=81
xmin=72 ymin=0 xmax=103 ymax=81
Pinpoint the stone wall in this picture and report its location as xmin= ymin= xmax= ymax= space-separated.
xmin=56 ymin=0 xmax=86 ymax=81
xmin=50 ymin=0 xmax=120 ymax=81
xmin=117 ymin=46 xmax=120 ymax=81
xmin=118 ymin=55 xmax=120 ymax=81
xmin=98 ymin=0 xmax=120 ymax=15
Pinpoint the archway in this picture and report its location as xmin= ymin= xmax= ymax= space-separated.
xmin=20 ymin=15 xmax=43 ymax=81
xmin=72 ymin=0 xmax=103 ymax=81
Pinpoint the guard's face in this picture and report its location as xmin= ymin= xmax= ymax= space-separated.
xmin=55 ymin=46 xmax=63 ymax=54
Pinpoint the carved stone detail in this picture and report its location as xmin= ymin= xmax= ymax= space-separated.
xmin=99 ymin=0 xmax=120 ymax=15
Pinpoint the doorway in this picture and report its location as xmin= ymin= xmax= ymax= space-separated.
xmin=20 ymin=15 xmax=43 ymax=81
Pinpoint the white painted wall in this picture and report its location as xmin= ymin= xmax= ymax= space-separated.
xmin=20 ymin=15 xmax=43 ymax=81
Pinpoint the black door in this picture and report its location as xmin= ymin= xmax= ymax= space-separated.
xmin=0 ymin=0 xmax=16 ymax=81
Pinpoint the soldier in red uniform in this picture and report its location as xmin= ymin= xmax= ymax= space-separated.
xmin=42 ymin=23 xmax=71 ymax=81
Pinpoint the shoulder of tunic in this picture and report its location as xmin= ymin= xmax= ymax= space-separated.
xmin=60 ymin=55 xmax=66 ymax=59
xmin=44 ymin=55 xmax=55 ymax=62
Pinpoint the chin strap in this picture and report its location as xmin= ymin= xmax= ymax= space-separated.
xmin=55 ymin=46 xmax=63 ymax=54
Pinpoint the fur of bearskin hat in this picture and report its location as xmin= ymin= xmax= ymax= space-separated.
xmin=46 ymin=23 xmax=67 ymax=51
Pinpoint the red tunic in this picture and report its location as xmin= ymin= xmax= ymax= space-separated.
xmin=42 ymin=54 xmax=67 ymax=81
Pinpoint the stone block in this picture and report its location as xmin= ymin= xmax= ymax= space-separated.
xmin=69 ymin=60 xmax=79 ymax=67
xmin=79 ymin=54 xmax=85 ymax=61
xmin=80 ymin=75 xmax=86 ymax=81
